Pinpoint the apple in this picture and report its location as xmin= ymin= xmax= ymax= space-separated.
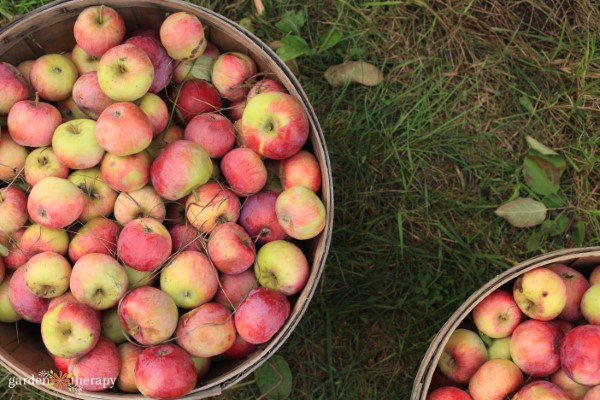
xmin=585 ymin=387 xmax=600 ymax=400
xmin=7 ymin=98 xmax=61 ymax=147
xmin=184 ymin=112 xmax=236 ymax=158
xmin=192 ymin=356 xmax=212 ymax=379
xmin=118 ymin=286 xmax=178 ymax=345
xmin=18 ymin=224 xmax=70 ymax=263
xmin=73 ymin=5 xmax=126 ymax=57
xmin=207 ymin=222 xmax=255 ymax=275
xmin=0 ymin=277 xmax=21 ymax=323
xmin=513 ymin=267 xmax=568 ymax=321
xmin=513 ymin=381 xmax=569 ymax=399
xmin=427 ymin=387 xmax=472 ymax=400
xmin=71 ymin=44 xmax=100 ymax=74
xmin=247 ymin=79 xmax=286 ymax=100
xmin=52 ymin=119 xmax=105 ymax=169
xmin=147 ymin=125 xmax=184 ymax=159
xmin=96 ymin=102 xmax=153 ymax=156
xmin=29 ymin=53 xmax=78 ymax=102
xmin=468 ymin=359 xmax=524 ymax=400
xmin=160 ymin=251 xmax=219 ymax=309
xmin=185 ymin=182 xmax=241 ymax=233
xmin=117 ymin=218 xmax=172 ymax=272
xmin=221 ymin=148 xmax=267 ymax=196
xmin=561 ymin=325 xmax=600 ymax=386
xmin=53 ymin=355 xmax=71 ymax=374
xmin=125 ymin=36 xmax=173 ymax=93
xmin=211 ymin=52 xmax=257 ymax=101
xmin=239 ymin=191 xmax=288 ymax=243
xmin=57 ymin=96 xmax=89 ymax=121
xmin=24 ymin=147 xmax=69 ymax=186
xmin=134 ymin=93 xmax=169 ymax=136
xmin=97 ymin=43 xmax=154 ymax=101
xmin=0 ymin=186 xmax=27 ymax=233
xmin=68 ymin=218 xmax=119 ymax=263
xmin=3 ymin=228 xmax=27 ymax=270
xmin=72 ymin=71 xmax=115 ymax=119
xmin=70 ymin=253 xmax=128 ymax=310
xmin=101 ymin=151 xmax=151 ymax=192
xmin=221 ymin=333 xmax=257 ymax=360
xmin=172 ymin=41 xmax=220 ymax=84
xmin=214 ymin=269 xmax=257 ymax=310
xmin=69 ymin=337 xmax=120 ymax=391
xmin=227 ymin=99 xmax=246 ymax=122
xmin=68 ymin=168 xmax=118 ymax=222
xmin=280 ymin=149 xmax=322 ymax=192
xmin=23 ymin=251 xmax=71 ymax=298
xmin=116 ymin=342 xmax=143 ymax=393
xmin=168 ymin=223 xmax=202 ymax=253
xmin=16 ymin=59 xmax=34 ymax=90
xmin=124 ymin=265 xmax=157 ymax=289
xmin=134 ymin=343 xmax=197 ymax=399
xmin=113 ymin=186 xmax=165 ymax=225
xmin=172 ymin=79 xmax=222 ymax=124
xmin=40 ymin=300 xmax=101 ymax=359
xmin=276 ymin=185 xmax=326 ymax=240
xmin=581 ymin=284 xmax=600 ymax=324
xmin=159 ymin=12 xmax=206 ymax=61
xmin=101 ymin=307 xmax=126 ymax=344
xmin=551 ymin=368 xmax=590 ymax=400
xmin=487 ymin=336 xmax=511 ymax=360
xmin=150 ymin=140 xmax=213 ymax=201
xmin=27 ymin=177 xmax=85 ymax=229
xmin=0 ymin=61 xmax=30 ymax=114
xmin=472 ymin=289 xmax=522 ymax=339
xmin=9 ymin=265 xmax=49 ymax=323
xmin=548 ymin=263 xmax=590 ymax=321
xmin=175 ymin=302 xmax=236 ymax=357
xmin=510 ymin=319 xmax=563 ymax=377
xmin=240 ymin=92 xmax=309 ymax=159
xmin=254 ymin=240 xmax=309 ymax=296
xmin=234 ymin=286 xmax=290 ymax=345
xmin=437 ymin=328 xmax=487 ymax=383
xmin=0 ymin=132 xmax=29 ymax=181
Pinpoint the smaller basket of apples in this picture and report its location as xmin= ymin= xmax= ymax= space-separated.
xmin=412 ymin=247 xmax=600 ymax=400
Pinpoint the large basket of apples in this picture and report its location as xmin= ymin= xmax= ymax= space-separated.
xmin=413 ymin=247 xmax=600 ymax=400
xmin=0 ymin=0 xmax=333 ymax=399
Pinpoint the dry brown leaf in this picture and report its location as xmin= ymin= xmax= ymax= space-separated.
xmin=324 ymin=61 xmax=384 ymax=87
xmin=254 ymin=0 xmax=265 ymax=15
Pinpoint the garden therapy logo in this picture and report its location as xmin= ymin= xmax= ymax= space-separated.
xmin=8 ymin=370 xmax=84 ymax=392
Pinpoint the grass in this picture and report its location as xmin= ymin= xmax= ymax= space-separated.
xmin=1 ymin=0 xmax=600 ymax=398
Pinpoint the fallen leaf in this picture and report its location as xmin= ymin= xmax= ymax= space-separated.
xmin=494 ymin=197 xmax=547 ymax=228
xmin=324 ymin=61 xmax=384 ymax=87
xmin=526 ymin=136 xmax=558 ymax=155
xmin=254 ymin=0 xmax=265 ymax=15
xmin=268 ymin=40 xmax=284 ymax=50
xmin=255 ymin=355 xmax=292 ymax=399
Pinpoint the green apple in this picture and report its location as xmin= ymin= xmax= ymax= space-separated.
xmin=23 ymin=251 xmax=71 ymax=298
xmin=29 ymin=53 xmax=79 ymax=102
xmin=97 ymin=43 xmax=154 ymax=101
xmin=52 ymin=118 xmax=105 ymax=169
xmin=0 ymin=277 xmax=21 ymax=323
xmin=488 ymin=337 xmax=512 ymax=360
xmin=68 ymin=168 xmax=117 ymax=222
xmin=101 ymin=307 xmax=126 ymax=344
xmin=254 ymin=240 xmax=309 ymax=296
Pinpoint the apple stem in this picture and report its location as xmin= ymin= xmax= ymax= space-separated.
xmin=34 ymin=92 xmax=39 ymax=107
xmin=98 ymin=5 xmax=105 ymax=24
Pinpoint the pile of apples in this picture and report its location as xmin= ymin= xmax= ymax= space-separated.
xmin=0 ymin=5 xmax=327 ymax=399
xmin=429 ymin=263 xmax=600 ymax=400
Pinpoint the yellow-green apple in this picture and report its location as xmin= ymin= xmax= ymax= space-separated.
xmin=101 ymin=306 xmax=125 ymax=344
xmin=124 ymin=265 xmax=157 ymax=289
xmin=151 ymin=140 xmax=213 ymax=201
xmin=185 ymin=182 xmax=241 ymax=233
xmin=227 ymin=99 xmax=246 ymax=122
xmin=280 ymin=149 xmax=322 ymax=192
xmin=234 ymin=287 xmax=290 ymax=345
xmin=57 ymin=96 xmax=89 ymax=121
xmin=97 ymin=43 xmax=154 ymax=101
xmin=134 ymin=93 xmax=169 ymax=136
xmin=561 ymin=325 xmax=600 ymax=385
xmin=585 ymin=386 xmax=600 ymax=400
xmin=72 ymin=71 xmax=115 ymax=119
xmin=95 ymin=102 xmax=153 ymax=156
xmin=101 ymin=151 xmax=151 ymax=192
xmin=255 ymin=240 xmax=309 ymax=296
xmin=241 ymin=92 xmax=309 ymax=159
xmin=437 ymin=328 xmax=488 ymax=383
xmin=117 ymin=218 xmax=172 ymax=271
xmin=551 ymin=368 xmax=590 ymax=400
xmin=240 ymin=191 xmax=288 ymax=243
xmin=147 ymin=125 xmax=184 ymax=159
xmin=171 ymin=79 xmax=222 ymax=124
xmin=8 ymin=265 xmax=49 ymax=322
xmin=19 ymin=224 xmax=69 ymax=263
xmin=184 ymin=112 xmax=235 ymax=158
xmin=41 ymin=300 xmax=101 ymax=359
xmin=52 ymin=119 xmax=105 ymax=169
xmin=468 ymin=359 xmax=524 ymax=400
xmin=134 ymin=343 xmax=197 ymax=398
xmin=513 ymin=267 xmax=568 ymax=321
xmin=7 ymin=98 xmax=61 ymax=146
xmin=70 ymin=253 xmax=128 ymax=310
xmin=172 ymin=42 xmax=220 ymax=84
xmin=23 ymin=251 xmax=71 ymax=298
xmin=0 ymin=277 xmax=21 ymax=323
xmin=548 ymin=263 xmax=590 ymax=321
xmin=221 ymin=334 xmax=257 ymax=360
xmin=68 ymin=218 xmax=119 ymax=263
xmin=168 ymin=223 xmax=202 ymax=253
xmin=113 ymin=186 xmax=165 ymax=225
xmin=0 ymin=132 xmax=29 ymax=181
xmin=214 ymin=269 xmax=257 ymax=310
xmin=27 ymin=177 xmax=85 ymax=228
xmin=71 ymin=44 xmax=99 ymax=74
xmin=487 ymin=336 xmax=511 ymax=360
xmin=118 ymin=286 xmax=178 ymax=345
xmin=29 ymin=54 xmax=78 ymax=102
xmin=211 ymin=52 xmax=257 ymax=101
xmin=125 ymin=36 xmax=173 ymax=93
xmin=69 ymin=336 xmax=120 ymax=391
xmin=4 ymin=228 xmax=27 ymax=270
xmin=116 ymin=342 xmax=143 ymax=393
xmin=513 ymin=381 xmax=570 ymax=400
xmin=427 ymin=387 xmax=471 ymax=400
xmin=0 ymin=186 xmax=27 ymax=233
xmin=510 ymin=319 xmax=563 ymax=377
xmin=73 ymin=5 xmax=126 ymax=57
xmin=192 ymin=356 xmax=211 ymax=379
xmin=221 ymin=148 xmax=267 ymax=196
xmin=207 ymin=222 xmax=255 ymax=275
xmin=247 ymin=79 xmax=286 ymax=100
xmin=68 ymin=168 xmax=118 ymax=222
xmin=24 ymin=147 xmax=69 ymax=186
xmin=581 ymin=284 xmax=600 ymax=324
xmin=276 ymin=185 xmax=326 ymax=240
xmin=472 ymin=289 xmax=522 ymax=339
xmin=175 ymin=302 xmax=236 ymax=357
xmin=0 ymin=62 xmax=30 ymax=114
xmin=159 ymin=11 xmax=206 ymax=61
xmin=160 ymin=251 xmax=218 ymax=309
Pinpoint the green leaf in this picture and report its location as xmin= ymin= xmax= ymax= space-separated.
xmin=239 ymin=17 xmax=254 ymax=33
xmin=255 ymin=355 xmax=292 ymax=400
xmin=519 ymin=95 xmax=534 ymax=113
xmin=542 ymin=193 xmax=565 ymax=208
xmin=276 ymin=35 xmax=311 ymax=61
xmin=549 ymin=213 xmax=569 ymax=237
xmin=523 ymin=152 xmax=566 ymax=196
xmin=494 ymin=197 xmax=547 ymax=228
xmin=0 ymin=244 xmax=8 ymax=257
xmin=526 ymin=136 xmax=558 ymax=155
xmin=275 ymin=10 xmax=306 ymax=34
xmin=527 ymin=230 xmax=547 ymax=252
xmin=572 ymin=221 xmax=585 ymax=247
xmin=317 ymin=28 xmax=343 ymax=52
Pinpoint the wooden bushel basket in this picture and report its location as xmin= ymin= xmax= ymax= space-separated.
xmin=0 ymin=0 xmax=333 ymax=398
xmin=412 ymin=247 xmax=600 ymax=399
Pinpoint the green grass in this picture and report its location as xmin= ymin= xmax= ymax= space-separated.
xmin=1 ymin=0 xmax=600 ymax=399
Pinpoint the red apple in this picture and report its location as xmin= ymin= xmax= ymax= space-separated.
xmin=207 ymin=222 xmax=255 ymax=275
xmin=234 ymin=286 xmax=290 ymax=344
xmin=551 ymin=368 xmax=591 ymax=399
xmin=135 ymin=93 xmax=169 ymax=136
xmin=69 ymin=337 xmax=120 ymax=391
xmin=116 ymin=342 xmax=143 ymax=393
xmin=247 ymin=79 xmax=286 ymax=100
xmin=73 ymin=5 xmax=126 ymax=57
xmin=0 ymin=62 xmax=30 ymax=114
xmin=168 ymin=223 xmax=202 ymax=253
xmin=214 ymin=269 xmax=257 ymax=310
xmin=510 ymin=319 xmax=563 ymax=377
xmin=472 ymin=289 xmax=522 ymax=339
xmin=512 ymin=381 xmax=570 ymax=400
xmin=27 ymin=177 xmax=85 ymax=229
xmin=427 ymin=387 xmax=472 ymax=400
xmin=239 ymin=191 xmax=288 ymax=243
xmin=68 ymin=168 xmax=118 ymax=222
xmin=7 ymin=98 xmax=61 ymax=147
xmin=8 ymin=265 xmax=49 ymax=323
xmin=172 ymin=79 xmax=222 ymax=124
xmin=227 ymin=99 xmax=246 ymax=122
xmin=113 ymin=186 xmax=166 ymax=225
xmin=276 ymin=185 xmax=326 ymax=240
xmin=117 ymin=218 xmax=172 ymax=272
xmin=438 ymin=328 xmax=488 ymax=383
xmin=184 ymin=112 xmax=235 ymax=158
xmin=68 ymin=218 xmax=119 ymax=263
xmin=0 ymin=186 xmax=28 ymax=234
xmin=585 ymin=387 xmax=600 ymax=400
xmin=548 ymin=263 xmax=590 ymax=321
xmin=72 ymin=71 xmax=115 ymax=119
xmin=221 ymin=147 xmax=267 ymax=196
xmin=280 ymin=149 xmax=322 ymax=192
xmin=0 ymin=132 xmax=29 ymax=182
xmin=96 ymin=102 xmax=153 ymax=156
xmin=221 ymin=333 xmax=257 ymax=360
xmin=561 ymin=325 xmax=600 ymax=386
